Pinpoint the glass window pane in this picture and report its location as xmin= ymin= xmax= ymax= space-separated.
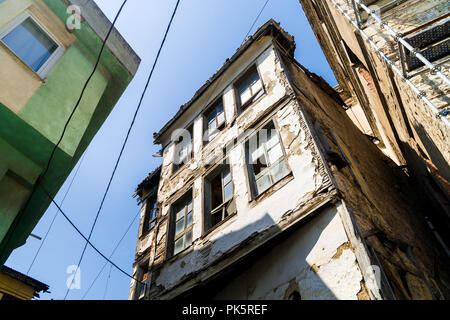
xmin=251 ymin=145 xmax=265 ymax=164
xmin=222 ymin=167 xmax=231 ymax=185
xmin=207 ymin=110 xmax=216 ymax=123
xmin=174 ymin=238 xmax=184 ymax=255
xmin=2 ymin=18 xmax=58 ymax=72
xmin=176 ymin=208 xmax=184 ymax=220
xmin=217 ymin=111 xmax=225 ymax=125
xmin=185 ymin=230 xmax=193 ymax=247
xmin=187 ymin=201 xmax=192 ymax=213
xmin=248 ymin=70 xmax=260 ymax=85
xmin=256 ymin=173 xmax=272 ymax=195
xmin=186 ymin=212 xmax=193 ymax=227
xmin=209 ymin=120 xmax=217 ymax=130
xmin=226 ymin=199 xmax=236 ymax=216
xmin=251 ymin=79 xmax=263 ymax=94
xmin=266 ymin=130 xmax=279 ymax=149
xmin=223 ymin=182 xmax=233 ymax=201
xmin=240 ymin=88 xmax=252 ymax=105
xmin=271 ymin=159 xmax=290 ymax=183
xmin=175 ymin=218 xmax=185 ymax=235
xmin=217 ymin=103 xmax=224 ymax=114
xmin=268 ymin=144 xmax=283 ymax=164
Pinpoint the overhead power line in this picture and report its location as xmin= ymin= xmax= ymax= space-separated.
xmin=42 ymin=0 xmax=129 ymax=178
xmin=64 ymin=0 xmax=181 ymax=299
xmin=27 ymin=151 xmax=88 ymax=275
xmin=39 ymin=184 xmax=142 ymax=285
xmin=81 ymin=208 xmax=140 ymax=300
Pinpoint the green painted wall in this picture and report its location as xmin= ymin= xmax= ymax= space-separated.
xmin=0 ymin=0 xmax=137 ymax=265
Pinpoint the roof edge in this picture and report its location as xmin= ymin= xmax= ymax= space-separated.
xmin=153 ymin=19 xmax=295 ymax=144
xmin=65 ymin=0 xmax=141 ymax=76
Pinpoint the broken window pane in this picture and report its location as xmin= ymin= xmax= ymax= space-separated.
xmin=246 ymin=120 xmax=291 ymax=197
xmin=268 ymin=144 xmax=283 ymax=164
xmin=236 ymin=65 xmax=263 ymax=108
xmin=205 ymin=162 xmax=235 ymax=231
xmin=256 ymin=173 xmax=272 ymax=195
xmin=271 ymin=159 xmax=290 ymax=183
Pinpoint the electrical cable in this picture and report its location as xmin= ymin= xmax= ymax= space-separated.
xmin=243 ymin=0 xmax=271 ymax=42
xmin=64 ymin=0 xmax=181 ymax=299
xmin=81 ymin=208 xmax=140 ymax=300
xmin=27 ymin=151 xmax=88 ymax=275
xmin=39 ymin=184 xmax=142 ymax=284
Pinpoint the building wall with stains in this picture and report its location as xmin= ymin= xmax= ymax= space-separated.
xmin=281 ymin=44 xmax=450 ymax=299
xmin=297 ymin=0 xmax=450 ymax=248
xmin=130 ymin=19 xmax=449 ymax=300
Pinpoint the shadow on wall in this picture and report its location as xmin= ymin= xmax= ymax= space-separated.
xmin=174 ymin=206 xmax=348 ymax=300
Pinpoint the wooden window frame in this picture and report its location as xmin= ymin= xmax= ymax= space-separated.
xmin=203 ymin=161 xmax=236 ymax=233
xmin=203 ymin=97 xmax=226 ymax=145
xmin=171 ymin=190 xmax=194 ymax=256
xmin=172 ymin=124 xmax=194 ymax=173
xmin=142 ymin=198 xmax=158 ymax=236
xmin=234 ymin=64 xmax=265 ymax=112
xmin=245 ymin=118 xmax=291 ymax=198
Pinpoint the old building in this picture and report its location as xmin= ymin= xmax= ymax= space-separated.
xmin=130 ymin=20 xmax=449 ymax=300
xmin=0 ymin=0 xmax=140 ymax=265
xmin=297 ymin=0 xmax=450 ymax=252
xmin=0 ymin=265 xmax=49 ymax=300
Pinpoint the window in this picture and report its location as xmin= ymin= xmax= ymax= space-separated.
xmin=245 ymin=120 xmax=290 ymax=197
xmin=173 ymin=125 xmax=194 ymax=172
xmin=204 ymin=98 xmax=225 ymax=143
xmin=137 ymin=264 xmax=148 ymax=300
xmin=204 ymin=162 xmax=236 ymax=232
xmin=0 ymin=13 xmax=64 ymax=77
xmin=142 ymin=198 xmax=158 ymax=235
xmin=235 ymin=65 xmax=264 ymax=110
xmin=172 ymin=191 xmax=193 ymax=255
xmin=401 ymin=18 xmax=450 ymax=72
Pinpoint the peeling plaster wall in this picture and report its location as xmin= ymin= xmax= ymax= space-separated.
xmin=142 ymin=42 xmax=349 ymax=299
xmin=213 ymin=205 xmax=364 ymax=300
xmin=299 ymin=0 xmax=450 ymax=186
xmin=283 ymin=47 xmax=450 ymax=299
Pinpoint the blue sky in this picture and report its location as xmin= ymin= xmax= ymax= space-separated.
xmin=6 ymin=0 xmax=336 ymax=300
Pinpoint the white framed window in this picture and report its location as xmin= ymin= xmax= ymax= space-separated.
xmin=0 ymin=12 xmax=65 ymax=78
xmin=245 ymin=120 xmax=291 ymax=197
xmin=204 ymin=161 xmax=236 ymax=232
xmin=235 ymin=65 xmax=264 ymax=110
xmin=204 ymin=98 xmax=225 ymax=143
xmin=173 ymin=124 xmax=194 ymax=172
xmin=172 ymin=191 xmax=193 ymax=255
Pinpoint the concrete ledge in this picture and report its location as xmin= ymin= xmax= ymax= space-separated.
xmin=65 ymin=0 xmax=141 ymax=76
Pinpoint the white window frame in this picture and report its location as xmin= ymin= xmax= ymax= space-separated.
xmin=0 ymin=11 xmax=65 ymax=79
xmin=205 ymin=162 xmax=236 ymax=231
xmin=245 ymin=119 xmax=291 ymax=197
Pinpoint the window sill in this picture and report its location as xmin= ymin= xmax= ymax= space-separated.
xmin=249 ymin=172 xmax=294 ymax=206
xmin=139 ymin=227 xmax=155 ymax=240
xmin=239 ymin=90 xmax=266 ymax=114
xmin=171 ymin=156 xmax=195 ymax=179
xmin=166 ymin=243 xmax=195 ymax=263
xmin=201 ymin=210 xmax=237 ymax=241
